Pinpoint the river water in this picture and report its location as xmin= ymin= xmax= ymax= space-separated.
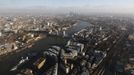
xmin=66 ymin=21 xmax=92 ymax=36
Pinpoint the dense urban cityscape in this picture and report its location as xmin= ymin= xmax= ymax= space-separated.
xmin=0 ymin=14 xmax=133 ymax=75
xmin=0 ymin=0 xmax=134 ymax=75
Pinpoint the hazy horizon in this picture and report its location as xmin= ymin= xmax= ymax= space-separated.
xmin=0 ymin=0 xmax=134 ymax=15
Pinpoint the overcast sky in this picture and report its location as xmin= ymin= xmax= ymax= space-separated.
xmin=0 ymin=0 xmax=134 ymax=14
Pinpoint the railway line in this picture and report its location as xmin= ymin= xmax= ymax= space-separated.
xmin=91 ymin=30 xmax=129 ymax=75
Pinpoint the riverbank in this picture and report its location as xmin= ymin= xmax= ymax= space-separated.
xmin=0 ymin=35 xmax=68 ymax=75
